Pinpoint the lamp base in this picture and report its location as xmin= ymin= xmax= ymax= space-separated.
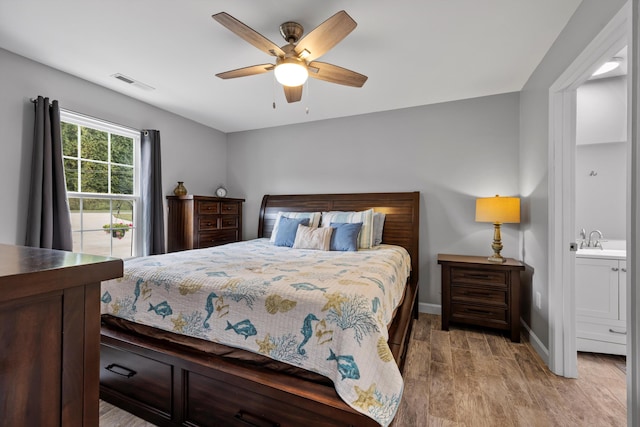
xmin=487 ymin=254 xmax=507 ymax=263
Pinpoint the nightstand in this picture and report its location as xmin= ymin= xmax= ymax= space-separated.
xmin=438 ymin=254 xmax=524 ymax=342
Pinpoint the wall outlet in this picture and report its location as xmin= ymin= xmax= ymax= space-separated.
xmin=535 ymin=292 xmax=542 ymax=309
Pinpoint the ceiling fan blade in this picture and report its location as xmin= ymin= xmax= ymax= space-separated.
xmin=294 ymin=10 xmax=356 ymax=61
xmin=213 ymin=12 xmax=285 ymax=57
xmin=308 ymin=61 xmax=368 ymax=87
xmin=283 ymin=85 xmax=303 ymax=103
xmin=216 ymin=64 xmax=274 ymax=79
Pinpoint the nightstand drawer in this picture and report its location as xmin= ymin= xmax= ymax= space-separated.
xmin=451 ymin=285 xmax=507 ymax=305
xmin=221 ymin=202 xmax=239 ymax=214
xmin=451 ymin=303 xmax=507 ymax=324
xmin=451 ymin=267 xmax=507 ymax=286
xmin=198 ymin=216 xmax=220 ymax=231
xmin=197 ymin=201 xmax=220 ymax=214
xmin=198 ymin=230 xmax=238 ymax=248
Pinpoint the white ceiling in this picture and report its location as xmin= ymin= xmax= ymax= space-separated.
xmin=0 ymin=0 xmax=582 ymax=133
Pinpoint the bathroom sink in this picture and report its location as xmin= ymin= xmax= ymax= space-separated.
xmin=577 ymin=240 xmax=626 ymax=259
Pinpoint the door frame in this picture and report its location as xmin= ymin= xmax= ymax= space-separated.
xmin=548 ymin=3 xmax=629 ymax=378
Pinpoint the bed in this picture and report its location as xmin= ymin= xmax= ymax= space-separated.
xmin=99 ymin=192 xmax=420 ymax=427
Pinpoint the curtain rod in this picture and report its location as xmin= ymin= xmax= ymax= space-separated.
xmin=30 ymin=97 xmax=143 ymax=134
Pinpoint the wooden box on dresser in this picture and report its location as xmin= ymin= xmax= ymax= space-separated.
xmin=438 ymin=254 xmax=524 ymax=342
xmin=0 ymin=244 xmax=122 ymax=427
xmin=167 ymin=195 xmax=244 ymax=252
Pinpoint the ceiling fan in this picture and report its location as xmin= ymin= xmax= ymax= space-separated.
xmin=212 ymin=10 xmax=368 ymax=103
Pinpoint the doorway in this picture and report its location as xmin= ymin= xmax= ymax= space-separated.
xmin=548 ymin=3 xmax=629 ymax=380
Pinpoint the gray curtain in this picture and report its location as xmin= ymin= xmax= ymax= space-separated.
xmin=140 ymin=129 xmax=166 ymax=255
xmin=25 ymin=96 xmax=73 ymax=251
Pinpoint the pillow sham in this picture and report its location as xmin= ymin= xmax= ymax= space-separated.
xmin=321 ymin=208 xmax=374 ymax=249
xmin=329 ymin=222 xmax=362 ymax=252
xmin=273 ymin=217 xmax=310 ymax=247
xmin=292 ymin=224 xmax=333 ymax=251
xmin=372 ymin=212 xmax=386 ymax=246
xmin=270 ymin=211 xmax=321 ymax=243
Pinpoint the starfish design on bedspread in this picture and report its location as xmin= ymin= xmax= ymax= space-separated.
xmin=256 ymin=334 xmax=276 ymax=355
xmin=322 ymin=292 xmax=348 ymax=315
xmin=352 ymin=383 xmax=382 ymax=410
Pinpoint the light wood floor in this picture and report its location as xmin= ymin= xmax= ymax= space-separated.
xmin=100 ymin=313 xmax=627 ymax=427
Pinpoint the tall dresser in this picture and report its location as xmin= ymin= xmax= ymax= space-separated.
xmin=167 ymin=195 xmax=244 ymax=252
xmin=0 ymin=244 xmax=123 ymax=426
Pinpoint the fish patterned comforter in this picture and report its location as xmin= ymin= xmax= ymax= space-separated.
xmin=101 ymin=238 xmax=411 ymax=426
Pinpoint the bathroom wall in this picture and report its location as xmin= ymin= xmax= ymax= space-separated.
xmin=575 ymin=75 xmax=627 ymax=241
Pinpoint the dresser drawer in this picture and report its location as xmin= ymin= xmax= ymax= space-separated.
xmin=197 ymin=201 xmax=220 ymax=214
xmin=451 ymin=302 xmax=507 ymax=324
xmin=451 ymin=267 xmax=507 ymax=287
xmin=451 ymin=284 xmax=507 ymax=305
xmin=198 ymin=216 xmax=220 ymax=231
xmin=100 ymin=344 xmax=172 ymax=414
xmin=221 ymin=202 xmax=239 ymax=214
xmin=221 ymin=216 xmax=239 ymax=229
xmin=198 ymin=230 xmax=238 ymax=248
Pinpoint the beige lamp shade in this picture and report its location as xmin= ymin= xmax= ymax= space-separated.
xmin=475 ymin=195 xmax=520 ymax=224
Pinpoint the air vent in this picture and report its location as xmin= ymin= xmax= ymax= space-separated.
xmin=111 ymin=73 xmax=155 ymax=91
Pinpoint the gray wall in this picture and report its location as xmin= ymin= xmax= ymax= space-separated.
xmin=519 ymin=0 xmax=628 ymax=348
xmin=0 ymin=47 xmax=227 ymax=246
xmin=227 ymin=93 xmax=521 ymax=308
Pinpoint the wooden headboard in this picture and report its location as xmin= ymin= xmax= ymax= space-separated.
xmin=258 ymin=192 xmax=420 ymax=287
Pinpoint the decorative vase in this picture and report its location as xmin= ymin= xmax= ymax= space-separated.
xmin=173 ymin=181 xmax=187 ymax=196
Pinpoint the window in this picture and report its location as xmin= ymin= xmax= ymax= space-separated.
xmin=61 ymin=111 xmax=141 ymax=258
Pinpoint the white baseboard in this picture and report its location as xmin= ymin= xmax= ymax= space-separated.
xmin=521 ymin=319 xmax=549 ymax=365
xmin=418 ymin=302 xmax=441 ymax=315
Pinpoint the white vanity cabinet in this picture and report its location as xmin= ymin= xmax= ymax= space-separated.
xmin=576 ymin=256 xmax=626 ymax=355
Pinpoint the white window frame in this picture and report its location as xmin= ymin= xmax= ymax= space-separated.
xmin=61 ymin=110 xmax=142 ymax=257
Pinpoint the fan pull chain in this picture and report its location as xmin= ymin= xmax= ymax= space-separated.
xmin=272 ymin=74 xmax=277 ymax=109
xmin=305 ymin=79 xmax=310 ymax=114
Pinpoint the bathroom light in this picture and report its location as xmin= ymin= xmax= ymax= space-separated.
xmin=274 ymin=57 xmax=309 ymax=87
xmin=592 ymin=57 xmax=622 ymax=77
xmin=476 ymin=195 xmax=521 ymax=263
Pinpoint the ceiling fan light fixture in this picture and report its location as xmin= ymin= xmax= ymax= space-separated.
xmin=274 ymin=58 xmax=308 ymax=87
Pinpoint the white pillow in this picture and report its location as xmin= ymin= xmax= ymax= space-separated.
xmin=270 ymin=211 xmax=321 ymax=243
xmin=292 ymin=225 xmax=333 ymax=251
xmin=373 ymin=212 xmax=386 ymax=246
xmin=320 ymin=208 xmax=375 ymax=249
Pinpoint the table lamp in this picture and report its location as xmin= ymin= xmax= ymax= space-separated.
xmin=475 ymin=195 xmax=520 ymax=263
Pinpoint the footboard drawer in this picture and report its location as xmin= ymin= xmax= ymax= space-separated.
xmin=185 ymin=370 xmax=343 ymax=427
xmin=100 ymin=343 xmax=173 ymax=415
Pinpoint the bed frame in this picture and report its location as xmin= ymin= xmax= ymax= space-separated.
xmin=100 ymin=192 xmax=420 ymax=427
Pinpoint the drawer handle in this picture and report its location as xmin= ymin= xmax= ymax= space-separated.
xmin=462 ymin=291 xmax=490 ymax=298
xmin=234 ymin=410 xmax=280 ymax=427
xmin=463 ymin=274 xmax=492 ymax=280
xmin=105 ymin=363 xmax=137 ymax=378
xmin=465 ymin=308 xmax=493 ymax=315
xmin=612 ymin=267 xmax=619 ymax=272
xmin=609 ymin=328 xmax=627 ymax=335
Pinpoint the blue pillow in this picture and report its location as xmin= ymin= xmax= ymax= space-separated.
xmin=273 ymin=217 xmax=310 ymax=247
xmin=330 ymin=222 xmax=363 ymax=251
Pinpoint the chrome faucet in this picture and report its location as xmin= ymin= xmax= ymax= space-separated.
xmin=579 ymin=228 xmax=586 ymax=248
xmin=588 ymin=230 xmax=603 ymax=248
